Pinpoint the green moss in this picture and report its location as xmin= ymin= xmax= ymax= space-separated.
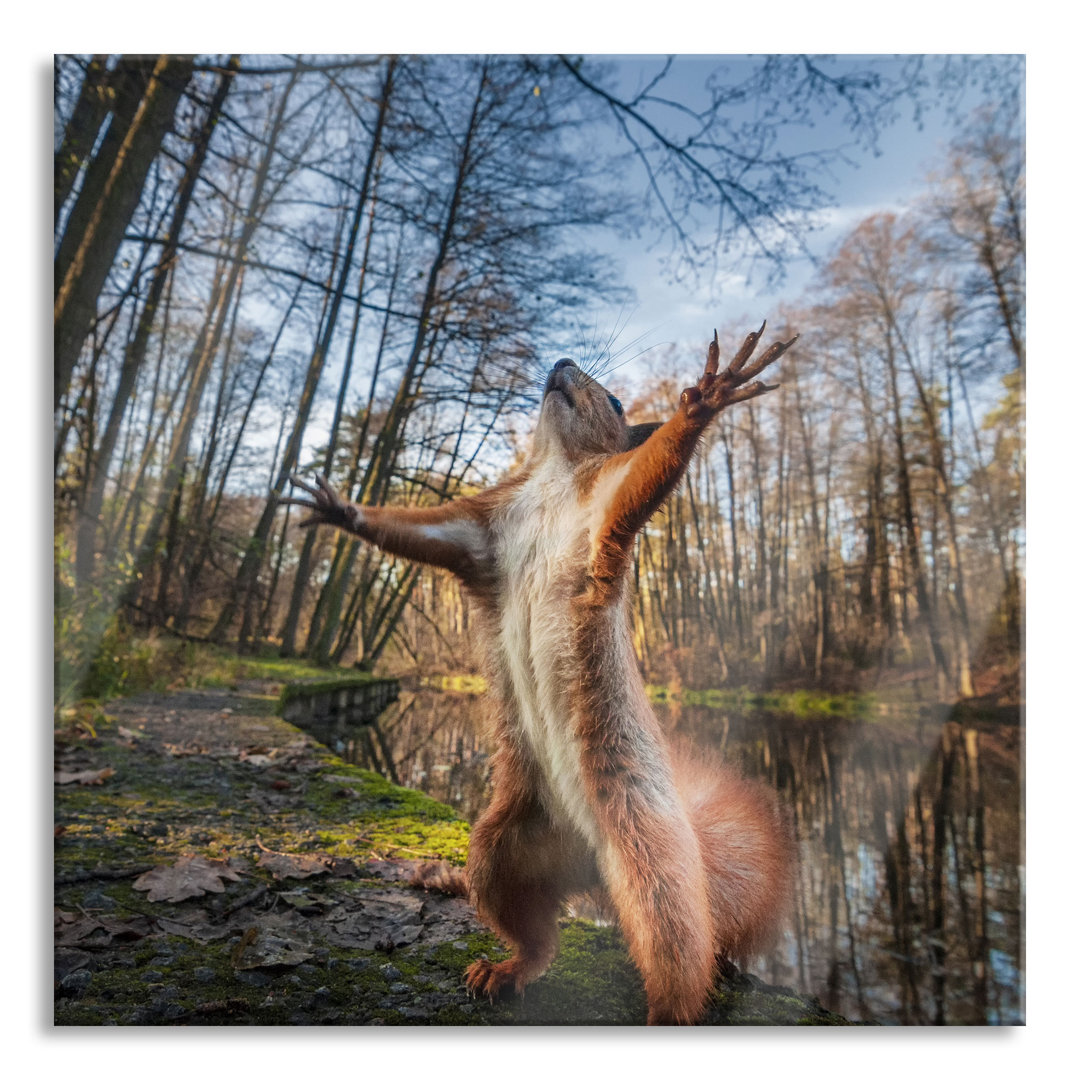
xmin=512 ymin=921 xmax=648 ymax=1024
xmin=60 ymin=631 xmax=347 ymax=708
xmin=277 ymin=674 xmax=391 ymax=710
xmin=420 ymin=674 xmax=488 ymax=695
xmin=648 ymin=684 xmax=875 ymax=717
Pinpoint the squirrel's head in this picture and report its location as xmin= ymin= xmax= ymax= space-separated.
xmin=534 ymin=359 xmax=661 ymax=464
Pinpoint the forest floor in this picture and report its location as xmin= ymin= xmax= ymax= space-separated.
xmin=53 ymin=678 xmax=850 ymax=1026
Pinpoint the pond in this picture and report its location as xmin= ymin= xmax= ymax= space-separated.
xmin=302 ymin=684 xmax=1024 ymax=1025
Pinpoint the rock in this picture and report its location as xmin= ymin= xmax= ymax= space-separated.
xmin=59 ymin=969 xmax=93 ymax=997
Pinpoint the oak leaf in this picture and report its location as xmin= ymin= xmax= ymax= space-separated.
xmin=133 ymin=855 xmax=243 ymax=902
xmin=256 ymin=850 xmax=332 ymax=880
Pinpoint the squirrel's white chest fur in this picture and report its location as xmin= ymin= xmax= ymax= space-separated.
xmin=489 ymin=458 xmax=604 ymax=842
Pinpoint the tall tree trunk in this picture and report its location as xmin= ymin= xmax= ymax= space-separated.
xmin=882 ymin=329 xmax=951 ymax=697
xmin=718 ymin=419 xmax=744 ymax=654
xmin=904 ymin=336 xmax=975 ymax=697
xmin=307 ymin=239 xmax=404 ymax=662
xmin=214 ymin=59 xmax=398 ymax=649
xmin=55 ymin=55 xmax=112 ymax=226
xmin=792 ymin=370 xmax=829 ymax=684
xmin=55 ymin=56 xmax=153 ymax=268
xmin=127 ymin=69 xmax=298 ymax=614
xmin=55 ymin=55 xmax=193 ymax=413
xmin=747 ymin=405 xmax=771 ymax=674
xmin=286 ymin=60 xmax=486 ymax=662
xmin=73 ymin=59 xmax=238 ymax=588
xmin=303 ymin=163 xmax=385 ymax=655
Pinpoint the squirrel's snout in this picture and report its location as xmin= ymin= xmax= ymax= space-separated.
xmin=544 ymin=358 xmax=578 ymax=398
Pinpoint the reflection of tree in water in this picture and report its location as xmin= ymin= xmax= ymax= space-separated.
xmin=344 ymin=689 xmax=1022 ymax=1024
xmin=339 ymin=688 xmax=492 ymax=821
xmin=670 ymin=706 xmax=1022 ymax=1024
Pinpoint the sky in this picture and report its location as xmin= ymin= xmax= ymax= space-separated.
xmin=574 ymin=55 xmax=1023 ymax=377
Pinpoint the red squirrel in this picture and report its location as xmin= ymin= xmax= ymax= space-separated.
xmin=282 ymin=323 xmax=798 ymax=1024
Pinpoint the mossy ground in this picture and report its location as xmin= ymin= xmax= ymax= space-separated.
xmin=54 ymin=677 xmax=849 ymax=1026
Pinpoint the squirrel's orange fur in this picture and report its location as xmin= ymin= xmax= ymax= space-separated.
xmin=283 ymin=324 xmax=798 ymax=1024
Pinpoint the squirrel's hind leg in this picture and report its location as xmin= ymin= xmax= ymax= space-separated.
xmin=465 ymin=763 xmax=596 ymax=1000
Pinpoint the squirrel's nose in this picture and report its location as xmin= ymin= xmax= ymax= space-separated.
xmin=552 ymin=358 xmax=576 ymax=372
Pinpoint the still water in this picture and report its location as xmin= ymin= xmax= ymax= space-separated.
xmin=310 ymin=685 xmax=1024 ymax=1025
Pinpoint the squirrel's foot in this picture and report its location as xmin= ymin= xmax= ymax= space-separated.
xmin=464 ymin=956 xmax=530 ymax=1001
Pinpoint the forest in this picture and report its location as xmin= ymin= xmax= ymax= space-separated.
xmin=53 ymin=54 xmax=1024 ymax=709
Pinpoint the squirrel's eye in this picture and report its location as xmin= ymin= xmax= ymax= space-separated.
xmin=607 ymin=394 xmax=623 ymax=416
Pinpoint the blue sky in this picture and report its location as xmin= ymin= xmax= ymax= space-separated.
xmin=572 ymin=55 xmax=1024 ymax=373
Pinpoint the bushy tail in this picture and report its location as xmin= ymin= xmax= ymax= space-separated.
xmin=409 ymin=860 xmax=469 ymax=897
xmin=673 ymin=744 xmax=796 ymax=965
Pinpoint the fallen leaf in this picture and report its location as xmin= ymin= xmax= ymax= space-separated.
xmin=163 ymin=742 xmax=207 ymax=757
xmin=256 ymin=850 xmax=332 ymax=880
xmin=55 ymin=766 xmax=116 ymax=786
xmin=55 ymin=913 xmax=154 ymax=947
xmin=154 ymin=914 xmax=232 ymax=942
xmin=232 ymin=931 xmax=314 ymax=971
xmin=133 ymin=855 xmax=243 ymax=902
xmin=323 ymin=888 xmax=427 ymax=951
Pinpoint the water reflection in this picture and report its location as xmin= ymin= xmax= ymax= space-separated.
xmin=315 ymin=685 xmax=1023 ymax=1025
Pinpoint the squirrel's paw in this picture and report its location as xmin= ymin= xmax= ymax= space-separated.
xmin=278 ymin=473 xmax=360 ymax=531
xmin=680 ymin=322 xmax=797 ymax=420
xmin=464 ymin=956 xmax=527 ymax=1001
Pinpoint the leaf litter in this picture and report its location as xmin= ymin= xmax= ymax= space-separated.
xmin=54 ymin=684 xmax=484 ymax=1025
xmin=133 ymin=855 xmax=244 ymax=903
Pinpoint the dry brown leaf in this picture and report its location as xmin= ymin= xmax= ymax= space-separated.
xmin=55 ymin=766 xmax=116 ymax=786
xmin=133 ymin=855 xmax=243 ymax=902
xmin=231 ymin=931 xmax=314 ymax=971
xmin=163 ymin=742 xmax=207 ymax=757
xmin=323 ymin=888 xmax=426 ymax=950
xmin=55 ymin=912 xmax=154 ymax=947
xmin=256 ymin=850 xmax=331 ymax=880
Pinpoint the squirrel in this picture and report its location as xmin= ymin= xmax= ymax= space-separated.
xmin=282 ymin=322 xmax=798 ymax=1024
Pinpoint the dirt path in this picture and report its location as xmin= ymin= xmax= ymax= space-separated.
xmin=54 ymin=684 xmax=848 ymax=1026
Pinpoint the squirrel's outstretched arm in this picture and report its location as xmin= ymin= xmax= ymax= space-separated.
xmin=590 ymin=323 xmax=796 ymax=592
xmin=279 ymin=474 xmax=492 ymax=582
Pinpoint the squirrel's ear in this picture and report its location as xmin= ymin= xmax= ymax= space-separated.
xmin=626 ymin=422 xmax=662 ymax=450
